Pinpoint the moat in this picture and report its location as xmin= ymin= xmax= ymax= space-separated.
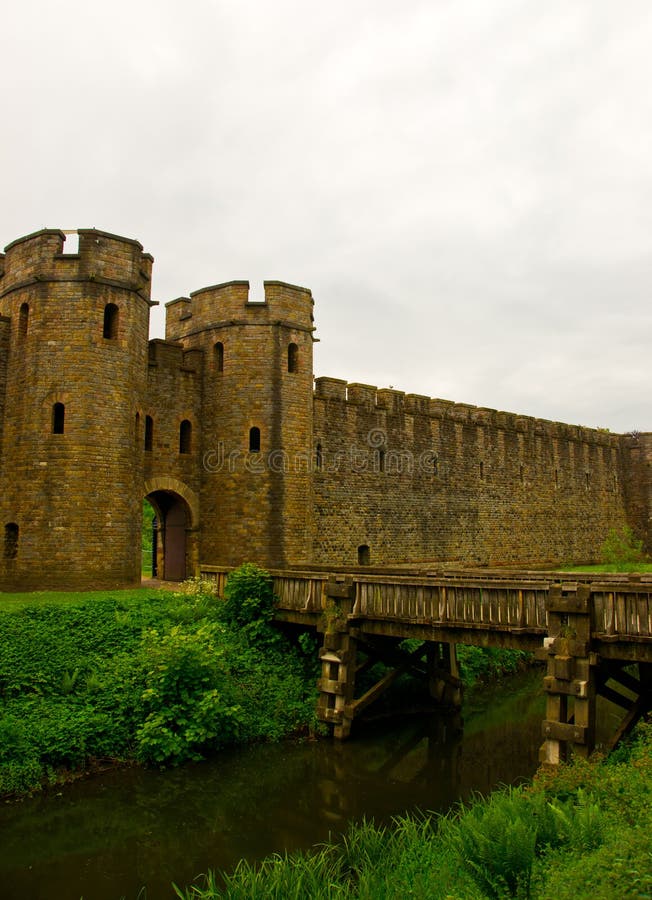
xmin=0 ymin=671 xmax=547 ymax=900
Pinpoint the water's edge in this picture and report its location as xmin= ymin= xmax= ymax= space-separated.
xmin=1 ymin=670 xmax=548 ymax=900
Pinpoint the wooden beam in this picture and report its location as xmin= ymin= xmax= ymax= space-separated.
xmin=354 ymin=635 xmax=429 ymax=677
xmin=607 ymin=692 xmax=652 ymax=751
xmin=597 ymin=683 xmax=634 ymax=711
xmin=541 ymin=720 xmax=588 ymax=744
xmin=344 ymin=644 xmax=427 ymax=720
xmin=606 ymin=665 xmax=642 ymax=695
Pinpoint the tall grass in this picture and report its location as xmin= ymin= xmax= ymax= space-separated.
xmin=173 ymin=722 xmax=652 ymax=899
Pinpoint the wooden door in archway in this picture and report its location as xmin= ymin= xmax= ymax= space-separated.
xmin=164 ymin=498 xmax=187 ymax=581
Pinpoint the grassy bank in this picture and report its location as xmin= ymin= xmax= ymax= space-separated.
xmin=0 ymin=566 xmax=319 ymax=797
xmin=175 ymin=723 xmax=652 ymax=899
xmin=562 ymin=526 xmax=651 ymax=574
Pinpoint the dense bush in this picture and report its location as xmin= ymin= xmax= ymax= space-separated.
xmin=600 ymin=525 xmax=647 ymax=571
xmin=136 ymin=623 xmax=242 ymax=764
xmin=219 ymin=563 xmax=276 ymax=639
xmin=0 ymin=567 xmax=318 ymax=796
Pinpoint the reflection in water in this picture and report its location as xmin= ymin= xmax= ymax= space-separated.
xmin=1 ymin=671 xmax=548 ymax=900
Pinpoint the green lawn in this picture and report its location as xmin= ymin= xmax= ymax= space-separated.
xmin=561 ymin=563 xmax=652 ymax=574
xmin=0 ymin=587 xmax=171 ymax=613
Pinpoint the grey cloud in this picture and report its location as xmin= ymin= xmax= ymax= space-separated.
xmin=1 ymin=0 xmax=650 ymax=433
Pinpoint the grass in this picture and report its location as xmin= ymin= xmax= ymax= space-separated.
xmin=0 ymin=587 xmax=170 ymax=613
xmin=561 ymin=563 xmax=652 ymax=574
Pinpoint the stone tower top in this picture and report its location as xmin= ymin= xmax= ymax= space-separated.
xmin=165 ymin=279 xmax=315 ymax=341
xmin=0 ymin=228 xmax=154 ymax=301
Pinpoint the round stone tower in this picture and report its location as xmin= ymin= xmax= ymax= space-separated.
xmin=165 ymin=279 xmax=316 ymax=568
xmin=0 ymin=228 xmax=154 ymax=589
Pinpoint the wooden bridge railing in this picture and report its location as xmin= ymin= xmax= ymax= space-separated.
xmin=589 ymin=583 xmax=652 ymax=640
xmin=200 ymin=566 xmax=327 ymax=614
xmin=352 ymin=577 xmax=549 ymax=631
xmin=199 ymin=565 xmax=652 ymax=643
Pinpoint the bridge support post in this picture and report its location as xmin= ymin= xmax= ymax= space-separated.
xmin=314 ymin=578 xmax=464 ymax=739
xmin=427 ymin=642 xmax=463 ymax=710
xmin=540 ymin=584 xmax=596 ymax=764
xmin=316 ymin=577 xmax=357 ymax=739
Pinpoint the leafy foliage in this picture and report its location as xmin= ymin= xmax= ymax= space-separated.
xmin=600 ymin=525 xmax=646 ymax=571
xmin=457 ymin=645 xmax=531 ymax=686
xmin=136 ymin=623 xmax=241 ymax=764
xmin=0 ymin=568 xmax=317 ymax=796
xmin=142 ymin=499 xmax=156 ymax=575
xmin=219 ymin=563 xmax=277 ymax=640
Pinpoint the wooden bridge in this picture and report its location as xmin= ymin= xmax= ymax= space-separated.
xmin=200 ymin=566 xmax=652 ymax=765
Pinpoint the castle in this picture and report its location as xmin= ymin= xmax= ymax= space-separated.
xmin=0 ymin=228 xmax=649 ymax=590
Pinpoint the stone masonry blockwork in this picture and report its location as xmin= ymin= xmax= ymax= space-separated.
xmin=0 ymin=228 xmax=649 ymax=590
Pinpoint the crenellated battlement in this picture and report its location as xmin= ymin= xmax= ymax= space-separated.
xmin=0 ymin=228 xmax=153 ymax=301
xmin=314 ymin=376 xmax=621 ymax=447
xmin=165 ymin=279 xmax=314 ymax=341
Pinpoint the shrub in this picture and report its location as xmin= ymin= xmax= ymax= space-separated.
xmin=0 ymin=756 xmax=44 ymax=796
xmin=136 ymin=623 xmax=241 ymax=765
xmin=457 ymin=645 xmax=531 ymax=686
xmin=0 ymin=568 xmax=319 ymax=793
xmin=220 ymin=563 xmax=277 ymax=641
xmin=600 ymin=526 xmax=646 ymax=571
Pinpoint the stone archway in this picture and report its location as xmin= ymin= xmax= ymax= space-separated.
xmin=144 ymin=478 xmax=199 ymax=582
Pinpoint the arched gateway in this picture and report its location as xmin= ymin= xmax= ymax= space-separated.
xmin=144 ymin=478 xmax=199 ymax=582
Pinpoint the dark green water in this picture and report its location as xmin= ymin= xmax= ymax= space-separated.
xmin=0 ymin=671 xmax=548 ymax=900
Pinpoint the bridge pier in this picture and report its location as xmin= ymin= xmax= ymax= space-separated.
xmin=426 ymin=641 xmax=463 ymax=709
xmin=540 ymin=581 xmax=652 ymax=763
xmin=540 ymin=584 xmax=596 ymax=764
xmin=316 ymin=577 xmax=463 ymax=739
xmin=316 ymin=577 xmax=358 ymax=738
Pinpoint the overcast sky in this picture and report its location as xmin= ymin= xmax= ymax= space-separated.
xmin=2 ymin=1 xmax=651 ymax=433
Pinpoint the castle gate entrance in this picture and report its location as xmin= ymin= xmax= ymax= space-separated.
xmin=145 ymin=490 xmax=191 ymax=582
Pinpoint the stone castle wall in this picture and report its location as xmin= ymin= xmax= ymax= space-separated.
xmin=312 ymin=378 xmax=636 ymax=567
xmin=623 ymin=432 xmax=652 ymax=547
xmin=144 ymin=340 xmax=203 ymax=495
xmin=0 ymin=227 xmax=647 ymax=590
xmin=0 ymin=316 xmax=9 ymax=452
